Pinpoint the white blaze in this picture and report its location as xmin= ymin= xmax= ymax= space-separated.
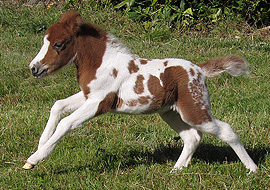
xmin=29 ymin=34 xmax=50 ymax=68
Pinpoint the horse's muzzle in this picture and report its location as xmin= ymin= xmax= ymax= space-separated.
xmin=30 ymin=62 xmax=48 ymax=78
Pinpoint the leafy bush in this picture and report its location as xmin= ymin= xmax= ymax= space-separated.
xmin=113 ymin=0 xmax=270 ymax=28
xmin=6 ymin=0 xmax=269 ymax=29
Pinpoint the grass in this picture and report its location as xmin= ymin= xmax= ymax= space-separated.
xmin=1 ymin=3 xmax=270 ymax=189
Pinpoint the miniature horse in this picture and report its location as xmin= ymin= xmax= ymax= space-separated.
xmin=23 ymin=10 xmax=258 ymax=173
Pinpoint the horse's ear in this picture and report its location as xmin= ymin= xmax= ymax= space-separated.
xmin=60 ymin=10 xmax=82 ymax=33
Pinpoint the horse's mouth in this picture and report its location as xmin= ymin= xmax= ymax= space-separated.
xmin=31 ymin=67 xmax=49 ymax=78
xmin=30 ymin=61 xmax=49 ymax=79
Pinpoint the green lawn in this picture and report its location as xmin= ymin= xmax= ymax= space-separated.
xmin=0 ymin=3 xmax=269 ymax=189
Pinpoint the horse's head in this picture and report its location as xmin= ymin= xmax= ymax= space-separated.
xmin=29 ymin=11 xmax=82 ymax=78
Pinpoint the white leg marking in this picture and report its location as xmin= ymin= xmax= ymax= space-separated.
xmin=172 ymin=128 xmax=202 ymax=171
xmin=159 ymin=111 xmax=202 ymax=171
xmin=38 ymin=91 xmax=85 ymax=150
xmin=26 ymin=98 xmax=101 ymax=165
xmin=198 ymin=119 xmax=258 ymax=173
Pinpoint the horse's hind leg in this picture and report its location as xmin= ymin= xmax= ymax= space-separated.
xmin=175 ymin=103 xmax=258 ymax=173
xmin=159 ymin=111 xmax=202 ymax=171
xmin=198 ymin=119 xmax=258 ymax=173
xmin=168 ymin=66 xmax=257 ymax=173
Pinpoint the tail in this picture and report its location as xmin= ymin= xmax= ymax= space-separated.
xmin=199 ymin=55 xmax=249 ymax=78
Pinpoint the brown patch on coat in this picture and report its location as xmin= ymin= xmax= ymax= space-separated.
xmin=147 ymin=75 xmax=177 ymax=112
xmin=142 ymin=72 xmax=177 ymax=113
xmin=124 ymin=96 xmax=151 ymax=108
xmin=159 ymin=73 xmax=164 ymax=83
xmin=138 ymin=96 xmax=150 ymax=105
xmin=96 ymin=93 xmax=125 ymax=115
xmin=127 ymin=100 xmax=137 ymax=107
xmin=140 ymin=60 xmax=148 ymax=65
xmin=189 ymin=68 xmax=195 ymax=76
xmin=147 ymin=75 xmax=165 ymax=109
xmin=163 ymin=61 xmax=168 ymax=67
xmin=163 ymin=66 xmax=212 ymax=125
xmin=95 ymin=92 xmax=116 ymax=116
xmin=128 ymin=60 xmax=139 ymax=74
xmin=112 ymin=68 xmax=118 ymax=78
xmin=115 ymin=97 xmax=124 ymax=108
xmin=134 ymin=74 xmax=145 ymax=94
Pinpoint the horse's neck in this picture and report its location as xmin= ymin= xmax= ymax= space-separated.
xmin=74 ymin=35 xmax=105 ymax=95
xmin=102 ymin=38 xmax=134 ymax=67
xmin=75 ymin=34 xmax=132 ymax=69
xmin=75 ymin=35 xmax=105 ymax=68
xmin=74 ymin=34 xmax=133 ymax=96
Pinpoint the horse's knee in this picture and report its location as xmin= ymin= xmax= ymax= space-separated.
xmin=50 ymin=100 xmax=65 ymax=116
xmin=197 ymin=120 xmax=239 ymax=143
xmin=56 ymin=118 xmax=73 ymax=133
xmin=215 ymin=120 xmax=239 ymax=143
xmin=180 ymin=128 xmax=202 ymax=146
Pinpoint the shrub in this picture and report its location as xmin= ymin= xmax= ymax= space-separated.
xmin=113 ymin=0 xmax=270 ymax=28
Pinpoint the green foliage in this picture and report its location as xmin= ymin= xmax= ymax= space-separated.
xmin=113 ymin=0 xmax=270 ymax=28
xmin=64 ymin=0 xmax=77 ymax=9
xmin=114 ymin=0 xmax=197 ymax=30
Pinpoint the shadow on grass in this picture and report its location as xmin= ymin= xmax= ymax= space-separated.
xmin=53 ymin=141 xmax=269 ymax=174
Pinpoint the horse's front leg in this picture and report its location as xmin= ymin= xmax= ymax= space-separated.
xmin=38 ymin=91 xmax=86 ymax=150
xmin=22 ymin=96 xmax=98 ymax=170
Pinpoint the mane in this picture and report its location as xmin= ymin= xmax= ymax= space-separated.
xmin=77 ymin=22 xmax=106 ymax=38
xmin=57 ymin=10 xmax=131 ymax=57
xmin=76 ymin=21 xmax=131 ymax=56
xmin=106 ymin=34 xmax=132 ymax=55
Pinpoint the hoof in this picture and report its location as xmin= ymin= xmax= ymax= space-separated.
xmin=170 ymin=166 xmax=183 ymax=173
xmin=23 ymin=162 xmax=35 ymax=170
xmin=247 ymin=164 xmax=258 ymax=174
xmin=248 ymin=168 xmax=258 ymax=174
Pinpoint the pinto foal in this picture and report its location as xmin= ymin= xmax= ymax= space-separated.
xmin=23 ymin=11 xmax=258 ymax=173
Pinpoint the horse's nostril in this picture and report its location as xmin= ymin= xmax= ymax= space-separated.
xmin=31 ymin=66 xmax=38 ymax=74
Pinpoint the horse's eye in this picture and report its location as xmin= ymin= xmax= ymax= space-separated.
xmin=53 ymin=42 xmax=65 ymax=51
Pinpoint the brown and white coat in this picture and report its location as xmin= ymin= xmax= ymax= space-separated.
xmin=24 ymin=11 xmax=257 ymax=173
